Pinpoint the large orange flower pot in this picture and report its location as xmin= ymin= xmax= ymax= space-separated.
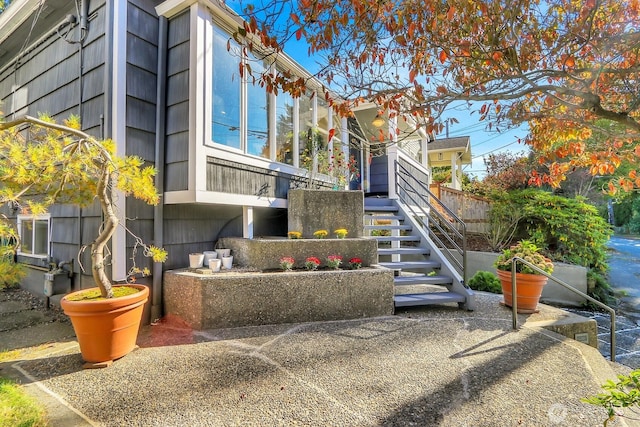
xmin=61 ymin=284 xmax=149 ymax=364
xmin=496 ymin=270 xmax=548 ymax=313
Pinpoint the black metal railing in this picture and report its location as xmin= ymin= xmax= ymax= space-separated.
xmin=394 ymin=158 xmax=467 ymax=283
xmin=508 ymin=256 xmax=616 ymax=362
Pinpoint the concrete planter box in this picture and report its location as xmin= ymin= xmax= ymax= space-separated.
xmin=219 ymin=237 xmax=377 ymax=271
xmin=287 ymin=189 xmax=364 ymax=238
xmin=164 ymin=268 xmax=394 ymax=329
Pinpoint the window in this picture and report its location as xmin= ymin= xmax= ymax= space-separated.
xmin=212 ymin=25 xmax=241 ymax=149
xmin=246 ymin=55 xmax=270 ymax=158
xmin=275 ymin=84 xmax=294 ymax=164
xmin=210 ymin=22 xmax=331 ymax=169
xmin=17 ymin=214 xmax=50 ymax=258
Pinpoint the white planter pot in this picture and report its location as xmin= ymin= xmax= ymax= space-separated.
xmin=215 ymin=248 xmax=231 ymax=258
xmin=203 ymin=251 xmax=217 ymax=266
xmin=221 ymin=255 xmax=233 ymax=270
xmin=208 ymin=258 xmax=222 ymax=272
xmin=189 ymin=253 xmax=204 ymax=268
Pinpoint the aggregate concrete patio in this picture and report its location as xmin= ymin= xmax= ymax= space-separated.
xmin=3 ymin=291 xmax=635 ymax=427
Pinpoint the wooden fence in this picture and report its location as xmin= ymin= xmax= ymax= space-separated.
xmin=429 ymin=184 xmax=490 ymax=234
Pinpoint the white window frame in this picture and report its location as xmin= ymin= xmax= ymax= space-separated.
xmin=16 ymin=214 xmax=51 ymax=259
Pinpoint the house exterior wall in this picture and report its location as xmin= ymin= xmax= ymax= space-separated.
xmin=0 ymin=0 xmax=352 ymax=298
xmin=164 ymin=8 xmax=190 ymax=191
xmin=0 ymin=0 xmax=109 ymax=290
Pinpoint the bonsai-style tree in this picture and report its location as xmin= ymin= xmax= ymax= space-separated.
xmin=0 ymin=114 xmax=166 ymax=298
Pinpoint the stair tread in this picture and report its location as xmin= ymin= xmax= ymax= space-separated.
xmin=394 ymin=275 xmax=453 ymax=286
xmin=364 ymin=224 xmax=413 ymax=230
xmin=378 ymin=261 xmax=441 ymax=269
xmin=378 ymin=247 xmax=430 ymax=255
xmin=394 ymin=292 xmax=466 ymax=307
xmin=364 ymin=205 xmax=399 ymax=212
xmin=364 ymin=214 xmax=405 ymax=221
xmin=372 ymin=236 xmax=421 ymax=242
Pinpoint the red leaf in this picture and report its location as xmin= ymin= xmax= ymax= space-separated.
xmin=296 ymin=28 xmax=303 ymax=41
xmin=439 ymin=50 xmax=448 ymax=64
xmin=328 ymin=128 xmax=335 ymax=141
xmin=447 ymin=5 xmax=456 ymax=21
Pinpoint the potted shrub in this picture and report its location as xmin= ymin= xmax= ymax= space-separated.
xmin=0 ymin=115 xmax=166 ymax=366
xmin=494 ymin=240 xmax=554 ymax=313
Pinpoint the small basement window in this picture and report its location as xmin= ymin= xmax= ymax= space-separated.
xmin=17 ymin=214 xmax=50 ymax=258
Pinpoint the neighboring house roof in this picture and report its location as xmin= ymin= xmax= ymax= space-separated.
xmin=428 ymin=136 xmax=472 ymax=166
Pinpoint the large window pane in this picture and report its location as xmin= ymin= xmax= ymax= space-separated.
xmin=275 ymin=89 xmax=294 ymax=164
xmin=298 ymin=92 xmax=316 ymax=170
xmin=33 ymin=220 xmax=48 ymax=256
xmin=246 ymin=57 xmax=270 ymax=158
xmin=212 ymin=26 xmax=241 ymax=148
xmin=20 ymin=220 xmax=33 ymax=254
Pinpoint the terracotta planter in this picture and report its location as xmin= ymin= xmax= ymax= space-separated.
xmin=496 ymin=269 xmax=548 ymax=313
xmin=61 ymin=284 xmax=149 ymax=364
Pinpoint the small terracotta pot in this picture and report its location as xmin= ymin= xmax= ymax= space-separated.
xmin=497 ymin=269 xmax=548 ymax=313
xmin=61 ymin=284 xmax=149 ymax=363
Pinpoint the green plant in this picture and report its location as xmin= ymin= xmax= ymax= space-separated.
xmin=349 ymin=257 xmax=362 ymax=269
xmin=0 ymin=377 xmax=47 ymax=427
xmin=488 ymin=189 xmax=611 ymax=273
xmin=468 ymin=271 xmax=502 ymax=294
xmin=334 ymin=228 xmax=348 ymax=238
xmin=0 ymin=222 xmax=25 ymax=290
xmin=483 ymin=204 xmax=523 ymax=252
xmin=586 ymin=271 xmax=615 ymax=307
xmin=0 ymin=115 xmax=167 ymax=298
xmin=582 ymin=369 xmax=640 ymax=426
xmin=313 ymin=229 xmax=328 ymax=239
xmin=279 ymin=256 xmax=295 ymax=271
xmin=304 ymin=256 xmax=320 ymax=270
xmin=494 ymin=240 xmax=554 ymax=275
xmin=326 ymin=254 xmax=342 ymax=269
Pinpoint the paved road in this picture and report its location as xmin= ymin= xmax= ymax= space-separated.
xmin=565 ymin=235 xmax=640 ymax=369
xmin=607 ymin=235 xmax=640 ymax=323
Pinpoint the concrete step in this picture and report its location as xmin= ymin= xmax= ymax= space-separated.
xmin=394 ymin=292 xmax=466 ymax=307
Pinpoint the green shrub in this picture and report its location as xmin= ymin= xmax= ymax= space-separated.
xmin=488 ymin=189 xmax=612 ymax=273
xmin=582 ymin=369 xmax=640 ymax=426
xmin=468 ymin=271 xmax=502 ymax=294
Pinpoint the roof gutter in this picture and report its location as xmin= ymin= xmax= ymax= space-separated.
xmin=0 ymin=0 xmax=41 ymax=45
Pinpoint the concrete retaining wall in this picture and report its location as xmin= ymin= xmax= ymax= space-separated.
xmin=164 ymin=268 xmax=395 ymax=329
xmin=288 ymin=189 xmax=364 ymax=238
xmin=219 ymin=237 xmax=377 ymax=271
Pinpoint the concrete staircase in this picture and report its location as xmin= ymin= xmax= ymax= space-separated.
xmin=365 ymin=197 xmax=474 ymax=310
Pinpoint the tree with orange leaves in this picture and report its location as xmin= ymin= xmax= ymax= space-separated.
xmin=230 ymin=0 xmax=640 ymax=193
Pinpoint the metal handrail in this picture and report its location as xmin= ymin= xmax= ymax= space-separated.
xmin=394 ymin=159 xmax=467 ymax=282
xmin=509 ymin=256 xmax=616 ymax=362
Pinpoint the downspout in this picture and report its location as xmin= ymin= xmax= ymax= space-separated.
xmin=151 ymin=16 xmax=168 ymax=321
xmin=104 ymin=1 xmax=114 ymax=139
xmin=76 ymin=1 xmax=87 ymax=290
